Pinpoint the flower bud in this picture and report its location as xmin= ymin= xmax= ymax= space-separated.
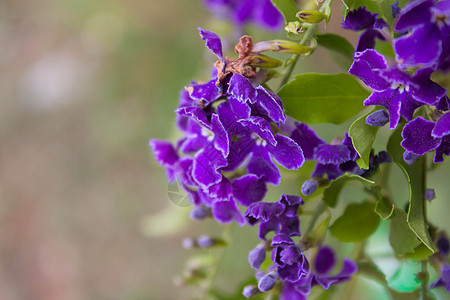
xmin=425 ymin=189 xmax=436 ymax=201
xmin=284 ymin=21 xmax=303 ymax=35
xmin=296 ymin=10 xmax=327 ymax=24
xmin=437 ymin=235 xmax=449 ymax=256
xmin=255 ymin=54 xmax=283 ymax=68
xmin=242 ymin=285 xmax=260 ymax=298
xmin=255 ymin=271 xmax=265 ymax=281
xmin=258 ymin=272 xmax=277 ymax=292
xmin=403 ymin=151 xmax=420 ymax=165
xmin=301 ymin=180 xmax=318 ymax=196
xmin=196 ymin=235 xmax=226 ymax=248
xmin=252 ymin=40 xmax=313 ymax=55
xmin=190 ymin=206 xmax=210 ymax=220
xmin=248 ymin=244 xmax=266 ymax=270
xmin=374 ymin=151 xmax=392 ymax=165
xmin=365 ymin=109 xmax=389 ymax=127
xmin=182 ymin=237 xmax=195 ymax=249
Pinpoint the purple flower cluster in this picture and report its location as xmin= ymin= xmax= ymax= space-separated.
xmin=150 ymin=28 xmax=360 ymax=297
xmin=345 ymin=1 xmax=449 ymax=164
xmin=202 ymin=0 xmax=283 ymax=31
xmin=150 ymin=28 xmax=304 ymax=225
xmin=281 ymin=246 xmax=357 ymax=299
xmin=245 ymin=194 xmax=357 ymax=296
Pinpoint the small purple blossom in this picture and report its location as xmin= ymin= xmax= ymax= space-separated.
xmin=401 ymin=114 xmax=450 ymax=163
xmin=394 ymin=0 xmax=450 ymax=69
xmin=271 ymin=235 xmax=309 ymax=282
xmin=349 ymin=49 xmax=447 ymax=129
xmin=342 ymin=7 xmax=388 ymax=51
xmin=245 ymin=195 xmax=304 ymax=240
xmin=202 ymin=0 xmax=284 ymax=31
xmin=281 ymin=246 xmax=358 ymax=299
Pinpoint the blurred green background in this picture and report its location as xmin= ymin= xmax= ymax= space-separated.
xmin=0 ymin=0 xmax=448 ymax=299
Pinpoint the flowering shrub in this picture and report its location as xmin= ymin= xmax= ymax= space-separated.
xmin=150 ymin=0 xmax=449 ymax=298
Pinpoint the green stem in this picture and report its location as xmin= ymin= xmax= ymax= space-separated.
xmin=277 ymin=0 xmax=334 ymax=90
xmin=202 ymin=224 xmax=232 ymax=299
xmin=301 ymin=200 xmax=326 ymax=242
xmin=420 ymin=260 xmax=430 ymax=300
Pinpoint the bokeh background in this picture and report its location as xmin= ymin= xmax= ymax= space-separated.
xmin=0 ymin=0 xmax=449 ymax=299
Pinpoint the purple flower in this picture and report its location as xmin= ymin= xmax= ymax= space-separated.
xmin=202 ymin=0 xmax=283 ymax=31
xmin=349 ymin=49 xmax=446 ymax=129
xmin=394 ymin=0 xmax=450 ymax=69
xmin=341 ymin=7 xmax=388 ymax=51
xmin=150 ymin=29 xmax=308 ymax=227
xmin=289 ymin=123 xmax=359 ymax=181
xmin=401 ymin=113 xmax=450 ymax=163
xmin=281 ymin=246 xmax=358 ymax=299
xmin=245 ymin=195 xmax=304 ymax=240
xmin=437 ymin=235 xmax=450 ymax=256
xmin=430 ymin=265 xmax=450 ymax=292
xmin=271 ymin=235 xmax=310 ymax=282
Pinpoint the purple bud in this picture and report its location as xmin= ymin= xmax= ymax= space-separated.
xmin=196 ymin=235 xmax=225 ymax=248
xmin=391 ymin=2 xmax=401 ymax=19
xmin=425 ymin=189 xmax=436 ymax=201
xmin=190 ymin=207 xmax=210 ymax=220
xmin=197 ymin=235 xmax=215 ymax=248
xmin=403 ymin=151 xmax=420 ymax=165
xmin=352 ymin=166 xmax=366 ymax=176
xmin=255 ymin=271 xmax=265 ymax=281
xmin=437 ymin=236 xmax=449 ymax=256
xmin=248 ymin=244 xmax=267 ymax=270
xmin=301 ymin=180 xmax=318 ymax=196
xmin=182 ymin=238 xmax=195 ymax=249
xmin=242 ymin=285 xmax=259 ymax=298
xmin=374 ymin=151 xmax=391 ymax=165
xmin=365 ymin=109 xmax=389 ymax=127
xmin=258 ymin=272 xmax=277 ymax=292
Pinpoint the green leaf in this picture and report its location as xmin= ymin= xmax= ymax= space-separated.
xmin=349 ymin=108 xmax=379 ymax=169
xmin=387 ymin=125 xmax=437 ymax=253
xmin=329 ymin=201 xmax=380 ymax=242
xmin=316 ymin=34 xmax=355 ymax=70
xmin=375 ymin=40 xmax=395 ymax=58
xmin=323 ymin=174 xmax=377 ymax=207
xmin=405 ymin=243 xmax=433 ymax=260
xmin=357 ymin=260 xmax=388 ymax=284
xmin=278 ymin=73 xmax=368 ymax=124
xmin=389 ymin=208 xmax=421 ymax=255
xmin=271 ymin=0 xmax=299 ymax=24
xmin=375 ymin=195 xmax=395 ymax=220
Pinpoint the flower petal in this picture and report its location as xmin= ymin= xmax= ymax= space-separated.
xmin=198 ymin=27 xmax=223 ymax=59
xmin=401 ymin=117 xmax=441 ymax=155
